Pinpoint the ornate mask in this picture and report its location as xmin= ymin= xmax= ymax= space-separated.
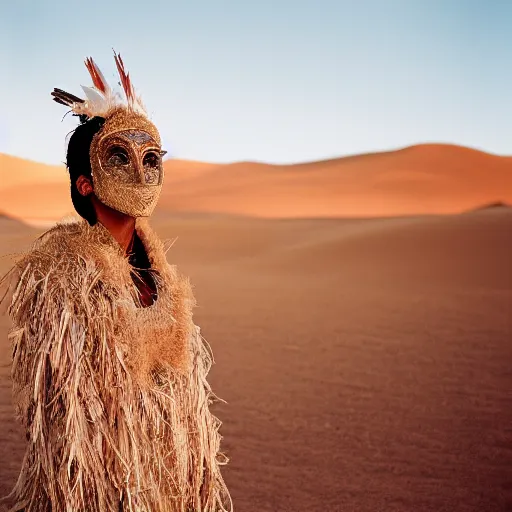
xmin=51 ymin=53 xmax=165 ymax=217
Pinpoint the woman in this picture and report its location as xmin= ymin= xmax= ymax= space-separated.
xmin=1 ymin=53 xmax=232 ymax=512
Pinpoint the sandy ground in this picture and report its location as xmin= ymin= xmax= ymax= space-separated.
xmin=0 ymin=206 xmax=510 ymax=511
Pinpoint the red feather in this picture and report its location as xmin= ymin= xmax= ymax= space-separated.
xmin=84 ymin=57 xmax=108 ymax=95
xmin=113 ymin=51 xmax=134 ymax=104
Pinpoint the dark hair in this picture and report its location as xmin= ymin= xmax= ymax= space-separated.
xmin=66 ymin=116 xmax=105 ymax=225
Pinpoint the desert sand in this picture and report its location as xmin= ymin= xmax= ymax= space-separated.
xmin=2 ymin=143 xmax=512 ymax=223
xmin=0 ymin=146 xmax=511 ymax=511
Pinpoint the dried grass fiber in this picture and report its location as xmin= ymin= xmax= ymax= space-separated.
xmin=0 ymin=218 xmax=232 ymax=511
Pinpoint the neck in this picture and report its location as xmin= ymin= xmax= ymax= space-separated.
xmin=92 ymin=197 xmax=136 ymax=254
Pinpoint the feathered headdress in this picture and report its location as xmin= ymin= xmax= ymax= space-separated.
xmin=51 ymin=51 xmax=147 ymax=121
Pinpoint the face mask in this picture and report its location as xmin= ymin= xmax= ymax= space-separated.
xmin=90 ymin=110 xmax=166 ymax=217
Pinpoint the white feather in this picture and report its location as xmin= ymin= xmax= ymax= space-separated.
xmin=81 ymin=85 xmax=105 ymax=105
xmin=133 ymin=95 xmax=148 ymax=115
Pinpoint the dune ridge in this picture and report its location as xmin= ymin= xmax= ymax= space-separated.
xmin=1 ymin=144 xmax=512 ymax=223
xmin=159 ymin=143 xmax=512 ymax=218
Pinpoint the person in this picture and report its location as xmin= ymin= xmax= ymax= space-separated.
xmin=0 ymin=53 xmax=232 ymax=512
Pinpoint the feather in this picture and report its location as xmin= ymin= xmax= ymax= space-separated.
xmin=113 ymin=51 xmax=135 ymax=106
xmin=51 ymin=52 xmax=152 ymax=125
xmin=51 ymin=88 xmax=85 ymax=107
xmin=133 ymin=93 xmax=148 ymax=115
xmin=52 ymin=96 xmax=72 ymax=107
xmin=80 ymin=85 xmax=105 ymax=105
xmin=79 ymin=85 xmax=110 ymax=117
xmin=84 ymin=57 xmax=110 ymax=96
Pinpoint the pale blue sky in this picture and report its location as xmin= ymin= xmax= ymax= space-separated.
xmin=0 ymin=0 xmax=510 ymax=165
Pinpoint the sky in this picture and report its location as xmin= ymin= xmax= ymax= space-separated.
xmin=0 ymin=0 xmax=511 ymax=165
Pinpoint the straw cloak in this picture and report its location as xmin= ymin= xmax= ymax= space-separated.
xmin=1 ymin=218 xmax=232 ymax=512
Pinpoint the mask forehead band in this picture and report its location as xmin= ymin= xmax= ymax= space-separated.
xmin=122 ymin=130 xmax=156 ymax=145
xmin=99 ymin=128 xmax=159 ymax=145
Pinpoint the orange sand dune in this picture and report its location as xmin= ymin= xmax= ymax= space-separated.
xmin=1 ymin=144 xmax=512 ymax=223
xmin=0 ymin=208 xmax=511 ymax=511
xmin=0 ymin=154 xmax=216 ymax=192
xmin=159 ymin=144 xmax=512 ymax=217
xmin=0 ymin=182 xmax=73 ymax=222
xmin=163 ymin=159 xmax=222 ymax=184
xmin=0 ymin=153 xmax=65 ymax=190
xmin=0 ymin=158 xmax=218 ymax=222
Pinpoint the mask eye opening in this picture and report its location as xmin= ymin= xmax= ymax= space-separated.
xmin=143 ymin=151 xmax=161 ymax=169
xmin=106 ymin=145 xmax=130 ymax=166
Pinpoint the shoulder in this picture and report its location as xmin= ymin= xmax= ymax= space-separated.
xmin=4 ymin=219 xmax=119 ymax=316
xmin=32 ymin=218 xmax=108 ymax=262
xmin=2 ymin=220 xmax=84 ymax=298
xmin=18 ymin=218 xmax=89 ymax=268
xmin=15 ymin=218 xmax=127 ymax=280
xmin=4 ymin=243 xmax=124 ymax=335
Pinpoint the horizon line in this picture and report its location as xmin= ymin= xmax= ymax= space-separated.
xmin=1 ymin=141 xmax=511 ymax=168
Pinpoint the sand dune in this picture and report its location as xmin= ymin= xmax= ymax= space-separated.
xmin=0 ymin=158 xmax=218 ymax=222
xmin=0 ymin=155 xmax=216 ymax=192
xmin=0 ymin=153 xmax=65 ymax=190
xmin=159 ymin=144 xmax=512 ymax=217
xmin=1 ymin=144 xmax=512 ymax=223
xmin=1 ymin=208 xmax=510 ymax=511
